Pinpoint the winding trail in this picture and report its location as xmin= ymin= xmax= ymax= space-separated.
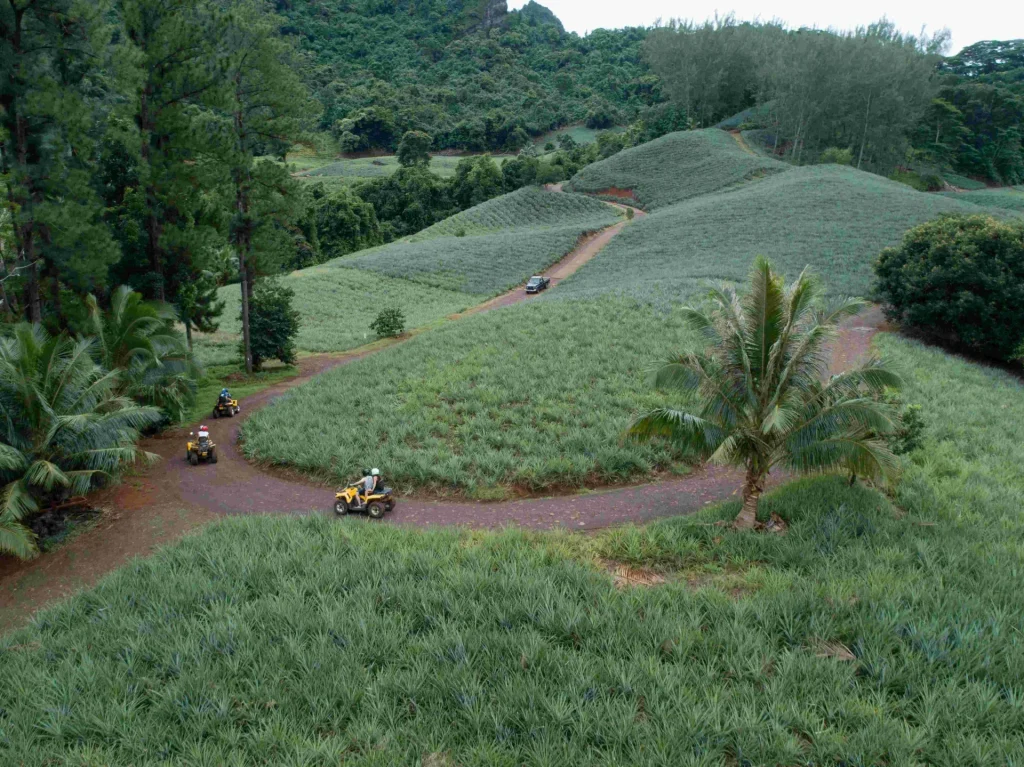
xmin=0 ymin=187 xmax=884 ymax=631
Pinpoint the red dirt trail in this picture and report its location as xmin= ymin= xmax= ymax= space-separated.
xmin=0 ymin=191 xmax=882 ymax=632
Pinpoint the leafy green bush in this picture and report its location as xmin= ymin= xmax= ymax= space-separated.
xmin=369 ymin=307 xmax=405 ymax=338
xmin=875 ymin=214 xmax=1024 ymax=360
xmin=0 ymin=324 xmax=161 ymax=558
xmin=818 ymin=147 xmax=853 ymax=165
xmin=396 ymin=130 xmax=432 ymax=167
xmin=246 ymin=279 xmax=300 ymax=371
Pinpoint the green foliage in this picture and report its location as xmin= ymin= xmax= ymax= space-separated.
xmin=875 ymin=214 xmax=1024 ymax=361
xmin=87 ymin=285 xmax=197 ymax=421
xmin=566 ymin=129 xmax=787 ymax=210
xmin=246 ymin=279 xmax=300 ymax=371
xmin=646 ymin=20 xmax=942 ymax=173
xmin=194 ymin=269 xmax=472 ymax=365
xmin=342 ymin=188 xmax=618 ymax=295
xmin=273 ymin=0 xmax=651 ymax=151
xmin=369 ymin=307 xmax=405 ymax=338
xmin=942 ymin=172 xmax=989 ymax=190
xmin=449 ymin=154 xmax=505 ymax=209
xmin=241 ymin=298 xmax=694 ymax=497
xmin=883 ymin=394 xmax=926 ymax=456
xmin=0 ymin=324 xmax=160 ymax=558
xmin=396 ymin=130 xmax=433 ymax=168
xmin=309 ymin=184 xmax=383 ymax=261
xmin=557 ymin=165 xmax=1009 ymax=304
xmin=7 ymin=329 xmax=1024 ymax=758
xmin=818 ymin=147 xmax=853 ymax=165
xmin=175 ymin=271 xmax=224 ymax=345
xmin=346 ymin=227 xmax=604 ymax=296
xmin=939 ymin=187 xmax=1024 ymax=211
xmin=411 ymin=186 xmax=616 ymax=240
xmin=628 ymin=257 xmax=900 ymax=527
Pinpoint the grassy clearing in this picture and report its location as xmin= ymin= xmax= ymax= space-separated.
xmin=5 ymin=335 xmax=1024 ymax=764
xmin=298 ymin=154 xmax=512 ymax=183
xmin=242 ymin=298 xmax=696 ymax=497
xmin=942 ymin=172 xmax=989 ymax=190
xmin=411 ymin=187 xmax=617 ymax=240
xmin=532 ymin=124 xmax=617 ymax=148
xmin=566 ymin=129 xmax=788 ymax=210
xmin=191 ymin=271 xmax=476 ymax=365
xmin=556 ymin=164 xmax=1007 ymax=304
xmin=939 ymin=186 xmax=1024 ymax=211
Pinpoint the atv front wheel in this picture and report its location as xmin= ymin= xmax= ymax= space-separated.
xmin=334 ymin=499 xmax=348 ymax=515
xmin=367 ymin=501 xmax=385 ymax=520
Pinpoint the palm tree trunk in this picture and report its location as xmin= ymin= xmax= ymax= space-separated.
xmin=734 ymin=466 xmax=764 ymax=529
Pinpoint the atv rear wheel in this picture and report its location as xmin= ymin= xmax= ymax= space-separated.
xmin=367 ymin=501 xmax=385 ymax=520
xmin=210 ymin=447 xmax=218 ymax=464
xmin=334 ymin=499 xmax=348 ymax=515
xmin=189 ymin=452 xmax=198 ymax=466
xmin=212 ymin=409 xmax=219 ymax=418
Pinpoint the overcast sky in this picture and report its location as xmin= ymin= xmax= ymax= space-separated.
xmin=508 ymin=0 xmax=1024 ymax=55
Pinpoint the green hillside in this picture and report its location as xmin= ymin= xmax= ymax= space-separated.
xmin=939 ymin=187 xmax=1024 ymax=211
xmin=192 ymin=270 xmax=475 ymax=366
xmin=280 ymin=0 xmax=654 ymax=150
xmin=191 ymin=186 xmax=619 ymax=365
xmin=557 ymin=165 xmax=1012 ymax=303
xmin=565 ymin=129 xmax=788 ymax=210
xmin=242 ymin=133 xmax=1014 ymax=496
xmin=411 ymin=186 xmax=616 ymax=239
xmin=7 ymin=336 xmax=1024 ymax=762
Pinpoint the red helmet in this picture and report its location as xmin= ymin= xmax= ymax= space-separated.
xmin=200 ymin=425 xmax=209 ymax=431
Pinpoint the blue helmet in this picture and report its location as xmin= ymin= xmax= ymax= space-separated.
xmin=220 ymin=388 xmax=229 ymax=395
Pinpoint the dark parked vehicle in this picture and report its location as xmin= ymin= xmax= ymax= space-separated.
xmin=525 ymin=275 xmax=551 ymax=294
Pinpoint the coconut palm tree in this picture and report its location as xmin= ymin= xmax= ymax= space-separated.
xmin=629 ymin=257 xmax=902 ymax=529
xmin=0 ymin=324 xmax=161 ymax=558
xmin=86 ymin=285 xmax=197 ymax=421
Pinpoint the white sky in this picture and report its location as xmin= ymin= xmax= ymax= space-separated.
xmin=508 ymin=0 xmax=1024 ymax=55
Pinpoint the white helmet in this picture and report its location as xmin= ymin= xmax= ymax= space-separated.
xmin=371 ymin=468 xmax=380 ymax=476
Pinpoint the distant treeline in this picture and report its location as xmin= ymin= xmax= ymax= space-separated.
xmin=645 ymin=21 xmax=1024 ymax=183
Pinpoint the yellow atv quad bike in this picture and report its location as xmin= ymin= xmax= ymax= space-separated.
xmin=186 ymin=432 xmax=218 ymax=465
xmin=334 ymin=482 xmax=396 ymax=519
xmin=212 ymin=398 xmax=240 ymax=418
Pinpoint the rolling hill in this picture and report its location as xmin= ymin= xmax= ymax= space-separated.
xmin=557 ymin=164 xmax=1009 ymax=304
xmin=241 ymin=128 xmax=1018 ymax=497
xmin=565 ymin=129 xmax=788 ymax=210
xmin=191 ymin=187 xmax=620 ymax=365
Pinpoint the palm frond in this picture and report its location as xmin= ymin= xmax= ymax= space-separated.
xmin=628 ymin=408 xmax=724 ymax=457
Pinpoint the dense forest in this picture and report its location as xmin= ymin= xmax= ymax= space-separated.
xmin=274 ymin=0 xmax=660 ymax=150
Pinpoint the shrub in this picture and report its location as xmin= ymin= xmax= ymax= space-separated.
xmin=874 ymin=214 xmax=1024 ymax=361
xmin=246 ymin=279 xmax=300 ymax=371
xmin=818 ymin=147 xmax=853 ymax=165
xmin=396 ymin=130 xmax=432 ymax=167
xmin=0 ymin=324 xmax=161 ymax=558
xmin=544 ymin=141 xmax=555 ymax=151
xmin=369 ymin=307 xmax=405 ymax=338
xmin=625 ymin=207 xmax=634 ymax=220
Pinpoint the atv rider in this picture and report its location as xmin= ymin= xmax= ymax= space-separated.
xmin=218 ymin=388 xmax=231 ymax=406
xmin=355 ymin=468 xmax=382 ymax=509
xmin=197 ymin=424 xmax=210 ymax=445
